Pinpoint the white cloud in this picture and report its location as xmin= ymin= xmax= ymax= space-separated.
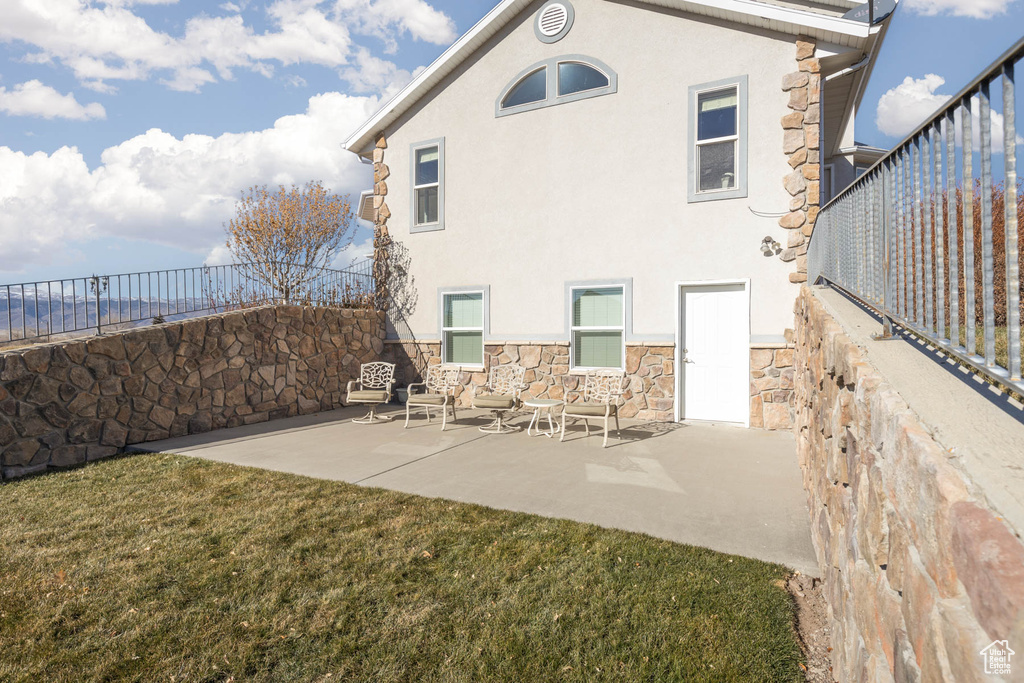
xmin=876 ymin=74 xmax=948 ymax=138
xmin=0 ymin=80 xmax=106 ymax=120
xmin=902 ymin=0 xmax=1018 ymax=19
xmin=0 ymin=0 xmax=455 ymax=93
xmin=204 ymin=244 xmax=235 ymax=266
xmin=0 ymin=91 xmax=382 ymax=272
xmin=875 ymin=74 xmax=1024 ymax=148
xmin=340 ymin=46 xmax=413 ymax=93
xmin=333 ymin=0 xmax=458 ymax=52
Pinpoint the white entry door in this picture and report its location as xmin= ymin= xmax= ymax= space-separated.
xmin=680 ymin=283 xmax=749 ymax=424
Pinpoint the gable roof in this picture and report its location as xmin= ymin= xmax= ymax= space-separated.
xmin=343 ymin=0 xmax=884 ymax=155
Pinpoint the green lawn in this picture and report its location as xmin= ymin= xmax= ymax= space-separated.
xmin=0 ymin=454 xmax=804 ymax=682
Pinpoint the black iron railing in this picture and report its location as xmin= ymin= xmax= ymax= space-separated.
xmin=0 ymin=259 xmax=374 ymax=345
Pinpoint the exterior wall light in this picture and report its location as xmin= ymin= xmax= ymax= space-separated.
xmin=761 ymin=236 xmax=781 ymax=257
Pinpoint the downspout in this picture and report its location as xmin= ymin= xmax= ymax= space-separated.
xmin=823 ymin=55 xmax=870 ymax=84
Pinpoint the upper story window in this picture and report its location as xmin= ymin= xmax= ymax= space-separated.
xmin=558 ymin=62 xmax=608 ymax=95
xmin=502 ymin=68 xmax=546 ymax=108
xmin=410 ymin=138 xmax=444 ymax=233
xmin=697 ymin=89 xmax=738 ymax=191
xmin=496 ymin=56 xmax=617 ymax=118
xmin=687 ymin=75 xmax=748 ymax=203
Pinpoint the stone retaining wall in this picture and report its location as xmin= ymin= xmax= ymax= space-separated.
xmin=794 ymin=287 xmax=1024 ymax=682
xmin=0 ymin=305 xmax=385 ymax=479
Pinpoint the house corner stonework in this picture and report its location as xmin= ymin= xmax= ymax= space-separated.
xmin=372 ymin=131 xmax=392 ymax=309
xmin=779 ymin=37 xmax=820 ymax=285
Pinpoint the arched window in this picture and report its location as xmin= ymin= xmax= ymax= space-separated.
xmin=496 ymin=55 xmax=616 ymax=117
xmin=557 ymin=62 xmax=608 ymax=96
xmin=501 ymin=68 xmax=547 ymax=108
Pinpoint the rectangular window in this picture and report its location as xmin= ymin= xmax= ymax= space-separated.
xmin=571 ymin=286 xmax=624 ymax=369
xmin=688 ymin=76 xmax=747 ymax=203
xmin=442 ymin=292 xmax=483 ymax=365
xmin=697 ymin=88 xmax=737 ymax=192
xmin=411 ymin=138 xmax=444 ymax=232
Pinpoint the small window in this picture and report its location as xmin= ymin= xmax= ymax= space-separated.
xmin=410 ymin=138 xmax=444 ymax=232
xmin=688 ymin=76 xmax=748 ymax=202
xmin=502 ymin=68 xmax=547 ymax=108
xmin=558 ymin=62 xmax=608 ymax=96
xmin=696 ymin=89 xmax=738 ymax=192
xmin=442 ymin=292 xmax=484 ymax=366
xmin=571 ymin=286 xmax=624 ymax=369
xmin=415 ymin=147 xmax=439 ymax=223
xmin=497 ymin=55 xmax=617 ymax=117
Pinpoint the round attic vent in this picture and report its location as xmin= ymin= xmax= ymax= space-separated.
xmin=535 ymin=1 xmax=574 ymax=43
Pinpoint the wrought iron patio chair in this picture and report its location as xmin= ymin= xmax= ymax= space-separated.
xmin=471 ymin=363 xmax=527 ymax=434
xmin=345 ymin=361 xmax=396 ymax=424
xmin=560 ymin=369 xmax=626 ymax=447
xmin=404 ymin=364 xmax=462 ymax=430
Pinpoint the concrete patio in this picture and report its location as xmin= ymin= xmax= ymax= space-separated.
xmin=139 ymin=405 xmax=818 ymax=575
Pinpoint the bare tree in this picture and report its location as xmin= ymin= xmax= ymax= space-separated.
xmin=225 ymin=181 xmax=354 ymax=303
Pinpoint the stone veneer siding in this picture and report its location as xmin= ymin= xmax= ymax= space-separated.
xmin=383 ymin=341 xmax=675 ymax=421
xmin=750 ymin=345 xmax=796 ymax=431
xmin=779 ymin=37 xmax=821 ymax=284
xmin=372 ymin=131 xmax=392 ymax=308
xmin=0 ymin=305 xmax=385 ymax=479
xmin=794 ymin=287 xmax=1024 ymax=682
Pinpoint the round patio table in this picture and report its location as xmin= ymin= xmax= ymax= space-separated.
xmin=523 ymin=398 xmax=564 ymax=438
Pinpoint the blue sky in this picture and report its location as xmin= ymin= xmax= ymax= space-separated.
xmin=0 ymin=0 xmax=1021 ymax=285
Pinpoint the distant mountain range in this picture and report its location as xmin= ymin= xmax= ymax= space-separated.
xmin=0 ymin=289 xmax=215 ymax=342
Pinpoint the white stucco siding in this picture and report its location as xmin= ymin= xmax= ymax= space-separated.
xmin=377 ymin=0 xmax=802 ymax=342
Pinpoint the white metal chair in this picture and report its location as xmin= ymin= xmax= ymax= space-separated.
xmin=345 ymin=361 xmax=396 ymax=424
xmin=472 ymin=364 xmax=527 ymax=434
xmin=404 ymin=365 xmax=462 ymax=430
xmin=561 ymin=369 xmax=626 ymax=447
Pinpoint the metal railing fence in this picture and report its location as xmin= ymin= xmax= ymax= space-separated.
xmin=0 ymin=259 xmax=374 ymax=346
xmin=809 ymin=37 xmax=1024 ymax=397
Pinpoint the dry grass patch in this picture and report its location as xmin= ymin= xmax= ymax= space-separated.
xmin=1 ymin=454 xmax=803 ymax=682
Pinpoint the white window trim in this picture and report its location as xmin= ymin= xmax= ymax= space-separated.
xmin=495 ymin=55 xmax=617 ymax=118
xmin=410 ymin=138 xmax=444 ymax=233
xmin=687 ymin=75 xmax=748 ymax=203
xmin=439 ymin=286 xmax=488 ymax=369
xmin=569 ymin=283 xmax=626 ymax=372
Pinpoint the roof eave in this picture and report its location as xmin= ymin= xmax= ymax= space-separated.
xmin=343 ymin=0 xmax=878 ymax=155
xmin=826 ymin=4 xmax=897 ymax=157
